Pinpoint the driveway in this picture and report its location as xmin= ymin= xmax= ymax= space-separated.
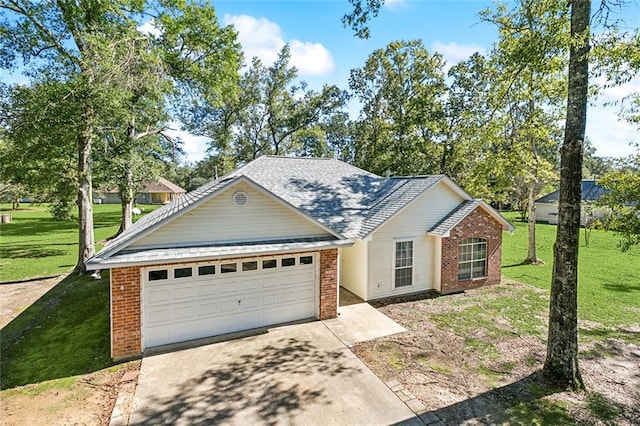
xmin=128 ymin=317 xmax=420 ymax=425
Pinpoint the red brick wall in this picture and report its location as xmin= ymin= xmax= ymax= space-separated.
xmin=319 ymin=249 xmax=338 ymax=319
xmin=440 ymin=207 xmax=503 ymax=294
xmin=111 ymin=266 xmax=142 ymax=360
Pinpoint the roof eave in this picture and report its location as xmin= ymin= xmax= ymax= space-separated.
xmin=86 ymin=239 xmax=354 ymax=270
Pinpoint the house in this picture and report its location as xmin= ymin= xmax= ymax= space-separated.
xmin=86 ymin=156 xmax=514 ymax=360
xmin=96 ymin=177 xmax=186 ymax=205
xmin=535 ymin=180 xmax=609 ymax=225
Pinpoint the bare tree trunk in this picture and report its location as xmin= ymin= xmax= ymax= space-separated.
xmin=526 ymin=95 xmax=539 ymax=264
xmin=74 ymin=122 xmax=96 ymax=274
xmin=526 ymin=182 xmax=537 ymax=263
xmin=543 ymin=0 xmax=589 ymax=390
xmin=117 ymin=165 xmax=135 ymax=235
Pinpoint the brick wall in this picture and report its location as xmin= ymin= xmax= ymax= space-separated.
xmin=319 ymin=249 xmax=338 ymax=320
xmin=111 ymin=266 xmax=142 ymax=360
xmin=440 ymin=207 xmax=503 ymax=294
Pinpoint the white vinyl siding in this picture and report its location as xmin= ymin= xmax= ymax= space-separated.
xmin=339 ymin=240 xmax=368 ymax=299
xmin=368 ymin=181 xmax=465 ymax=299
xmin=131 ymin=182 xmax=330 ymax=249
xmin=534 ymin=202 xmax=558 ymax=224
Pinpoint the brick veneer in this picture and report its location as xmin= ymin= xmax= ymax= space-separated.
xmin=110 ymin=266 xmax=142 ymax=360
xmin=440 ymin=207 xmax=503 ymax=294
xmin=109 ymin=249 xmax=339 ymax=359
xmin=319 ymin=249 xmax=338 ymax=320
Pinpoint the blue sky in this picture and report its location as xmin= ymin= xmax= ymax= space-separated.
xmin=3 ymin=0 xmax=639 ymax=163
xmin=171 ymin=0 xmax=640 ymax=163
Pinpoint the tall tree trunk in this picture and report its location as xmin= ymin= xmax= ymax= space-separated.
xmin=526 ymin=95 xmax=539 ymax=264
xmin=117 ymin=167 xmax=134 ymax=236
xmin=543 ymin=0 xmax=589 ymax=390
xmin=526 ymin=181 xmax=537 ymax=262
xmin=74 ymin=120 xmax=96 ymax=274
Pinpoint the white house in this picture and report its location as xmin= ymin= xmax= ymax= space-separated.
xmin=86 ymin=156 xmax=513 ymax=360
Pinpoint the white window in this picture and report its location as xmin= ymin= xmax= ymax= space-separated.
xmin=394 ymin=240 xmax=414 ymax=288
xmin=458 ymin=238 xmax=487 ymax=281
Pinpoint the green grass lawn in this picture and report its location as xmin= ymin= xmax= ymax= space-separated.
xmin=501 ymin=211 xmax=640 ymax=332
xmin=0 ymin=273 xmax=112 ymax=389
xmin=0 ymin=203 xmax=161 ymax=282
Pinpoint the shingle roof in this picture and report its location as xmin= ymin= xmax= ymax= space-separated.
xmin=87 ymin=237 xmax=351 ymax=269
xmin=141 ymin=177 xmax=186 ymax=194
xmin=535 ymin=180 xmax=609 ymax=204
xmin=428 ymin=200 xmax=483 ymax=236
xmin=92 ymin=156 xmax=469 ymax=262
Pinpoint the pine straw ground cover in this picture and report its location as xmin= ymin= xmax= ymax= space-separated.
xmin=354 ymin=281 xmax=640 ymax=425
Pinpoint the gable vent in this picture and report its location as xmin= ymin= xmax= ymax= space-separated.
xmin=233 ymin=191 xmax=249 ymax=207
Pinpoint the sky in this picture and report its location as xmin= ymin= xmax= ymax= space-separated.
xmin=3 ymin=0 xmax=639 ymax=163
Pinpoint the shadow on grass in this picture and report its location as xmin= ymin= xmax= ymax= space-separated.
xmin=602 ymin=282 xmax=640 ymax=293
xmin=0 ymin=273 xmax=112 ymax=390
xmin=425 ymin=372 xmax=576 ymax=425
xmin=0 ymin=245 xmax=72 ymax=259
xmin=0 ymin=218 xmax=78 ymax=238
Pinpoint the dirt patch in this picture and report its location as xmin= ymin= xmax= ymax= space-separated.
xmin=1 ymin=361 xmax=140 ymax=426
xmin=354 ymin=282 xmax=640 ymax=425
xmin=0 ymin=275 xmax=64 ymax=328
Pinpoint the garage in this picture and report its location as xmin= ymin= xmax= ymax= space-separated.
xmin=142 ymin=253 xmax=317 ymax=348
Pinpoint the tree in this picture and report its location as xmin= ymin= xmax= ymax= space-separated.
xmin=542 ymin=0 xmax=590 ymax=389
xmin=1 ymin=1 xmax=241 ymax=270
xmin=598 ymin=147 xmax=640 ymax=251
xmin=184 ymin=45 xmax=347 ymax=168
xmin=350 ymin=40 xmax=447 ymax=175
xmin=481 ymin=0 xmax=567 ymax=264
xmin=1 ymin=0 xmax=149 ymax=271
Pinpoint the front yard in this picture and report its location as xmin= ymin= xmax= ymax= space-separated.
xmin=1 ymin=208 xmax=638 ymax=424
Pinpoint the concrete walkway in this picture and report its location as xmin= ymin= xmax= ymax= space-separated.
xmin=129 ymin=319 xmax=418 ymax=425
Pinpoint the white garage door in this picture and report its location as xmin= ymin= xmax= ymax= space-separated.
xmin=142 ymin=253 xmax=317 ymax=348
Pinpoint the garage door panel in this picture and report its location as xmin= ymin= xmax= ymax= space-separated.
xmin=173 ymin=286 xmax=196 ymax=300
xmin=241 ymin=278 xmax=261 ymax=292
xmin=147 ymin=288 xmax=171 ymax=304
xmin=241 ymin=295 xmax=260 ymax=309
xmin=143 ymin=254 xmax=318 ymax=349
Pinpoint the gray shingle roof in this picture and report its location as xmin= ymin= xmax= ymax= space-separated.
xmin=92 ymin=156 xmax=467 ymax=264
xmin=428 ymin=199 xmax=483 ymax=236
xmin=87 ymin=237 xmax=351 ymax=269
xmin=535 ymin=180 xmax=609 ymax=203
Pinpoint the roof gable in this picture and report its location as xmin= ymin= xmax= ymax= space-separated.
xmin=428 ymin=200 xmax=515 ymax=237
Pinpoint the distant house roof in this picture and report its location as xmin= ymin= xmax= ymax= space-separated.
xmin=102 ymin=177 xmax=185 ymax=195
xmin=535 ymin=180 xmax=609 ymax=204
xmin=141 ymin=178 xmax=185 ymax=194
xmin=93 ymin=156 xmax=512 ymax=261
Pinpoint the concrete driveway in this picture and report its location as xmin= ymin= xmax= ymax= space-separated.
xmin=129 ymin=317 xmax=419 ymax=425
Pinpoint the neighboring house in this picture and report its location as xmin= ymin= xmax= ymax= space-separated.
xmin=96 ymin=178 xmax=186 ymax=205
xmin=535 ymin=180 xmax=609 ymax=225
xmin=86 ymin=156 xmax=514 ymax=360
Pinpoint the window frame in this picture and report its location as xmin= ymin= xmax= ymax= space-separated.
xmin=393 ymin=238 xmax=415 ymax=288
xmin=457 ymin=238 xmax=488 ymax=281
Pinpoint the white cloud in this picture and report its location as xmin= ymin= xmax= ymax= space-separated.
xmin=432 ymin=41 xmax=486 ymax=68
xmin=289 ymin=40 xmax=335 ymax=76
xmin=384 ymin=0 xmax=408 ymax=11
xmin=137 ymin=20 xmax=160 ymax=37
xmin=224 ymin=14 xmax=335 ymax=76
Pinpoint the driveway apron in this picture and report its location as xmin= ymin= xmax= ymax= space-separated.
xmin=129 ymin=321 xmax=418 ymax=425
